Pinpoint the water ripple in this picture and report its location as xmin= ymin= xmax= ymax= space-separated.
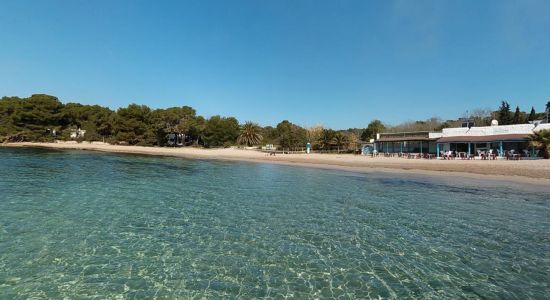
xmin=0 ymin=148 xmax=549 ymax=299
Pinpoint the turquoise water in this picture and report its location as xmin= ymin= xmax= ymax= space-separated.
xmin=0 ymin=148 xmax=548 ymax=299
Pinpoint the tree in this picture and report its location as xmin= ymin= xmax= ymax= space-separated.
xmin=276 ymin=120 xmax=306 ymax=150
xmin=361 ymin=120 xmax=385 ymax=141
xmin=512 ymin=106 xmax=523 ymax=124
xmin=546 ymin=101 xmax=550 ymax=113
xmin=114 ymin=104 xmax=155 ymax=145
xmin=318 ymin=129 xmax=335 ymax=151
xmin=528 ymin=107 xmax=536 ymax=122
xmin=237 ymin=122 xmax=262 ymax=146
xmin=150 ymin=106 xmax=197 ymax=145
xmin=0 ymin=94 xmax=211 ymax=146
xmin=498 ymin=101 xmax=512 ymax=125
xmin=469 ymin=108 xmax=493 ymax=126
xmin=0 ymin=94 xmax=64 ymax=141
xmin=203 ymin=115 xmax=239 ymax=147
xmin=306 ymin=125 xmax=324 ymax=150
xmin=60 ymin=103 xmax=115 ymax=141
xmin=331 ymin=132 xmax=349 ymax=153
xmin=260 ymin=126 xmax=279 ymax=145
xmin=347 ymin=132 xmax=359 ymax=152
xmin=530 ymin=129 xmax=550 ymax=159
xmin=186 ymin=116 xmax=206 ymax=145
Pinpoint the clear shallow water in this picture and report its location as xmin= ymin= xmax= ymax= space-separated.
xmin=0 ymin=148 xmax=549 ymax=299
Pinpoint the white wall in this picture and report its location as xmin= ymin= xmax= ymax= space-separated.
xmin=442 ymin=124 xmax=537 ymax=137
xmin=534 ymin=123 xmax=550 ymax=132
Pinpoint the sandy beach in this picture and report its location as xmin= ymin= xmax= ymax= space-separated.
xmin=3 ymin=142 xmax=550 ymax=185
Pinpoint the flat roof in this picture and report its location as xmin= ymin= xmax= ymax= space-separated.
xmin=376 ymin=137 xmax=437 ymax=142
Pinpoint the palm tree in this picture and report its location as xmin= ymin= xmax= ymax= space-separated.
xmin=331 ymin=133 xmax=349 ymax=153
xmin=237 ymin=122 xmax=262 ymax=146
xmin=530 ymin=129 xmax=550 ymax=159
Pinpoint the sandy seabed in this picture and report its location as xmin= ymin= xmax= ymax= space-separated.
xmin=3 ymin=142 xmax=550 ymax=186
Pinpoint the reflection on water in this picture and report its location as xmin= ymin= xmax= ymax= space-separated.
xmin=0 ymin=148 xmax=548 ymax=298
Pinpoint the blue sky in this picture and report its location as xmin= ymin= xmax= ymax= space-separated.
xmin=1 ymin=0 xmax=549 ymax=129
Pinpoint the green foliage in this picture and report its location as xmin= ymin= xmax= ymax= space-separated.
xmin=202 ymin=116 xmax=239 ymax=147
xmin=260 ymin=126 xmax=279 ymax=145
xmin=0 ymin=94 xmax=63 ymax=141
xmin=361 ymin=120 xmax=385 ymax=141
xmin=331 ymin=132 xmax=349 ymax=153
xmin=512 ymin=106 xmax=523 ymax=124
xmin=1 ymin=95 xmax=548 ymax=150
xmin=276 ymin=120 xmax=306 ymax=150
xmin=0 ymin=95 xmax=204 ymax=146
xmin=186 ymin=116 xmax=206 ymax=145
xmin=530 ymin=129 xmax=550 ymax=159
xmin=237 ymin=122 xmax=262 ymax=146
xmin=114 ymin=104 xmax=155 ymax=145
xmin=498 ymin=101 xmax=513 ymax=125
xmin=150 ymin=106 xmax=197 ymax=145
xmin=318 ymin=129 xmax=335 ymax=150
xmin=61 ymin=103 xmax=115 ymax=141
xmin=528 ymin=107 xmax=536 ymax=122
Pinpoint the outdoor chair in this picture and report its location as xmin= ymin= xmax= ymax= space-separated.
xmin=449 ymin=151 xmax=455 ymax=159
xmin=488 ymin=149 xmax=496 ymax=160
xmin=478 ymin=150 xmax=486 ymax=160
xmin=509 ymin=149 xmax=520 ymax=160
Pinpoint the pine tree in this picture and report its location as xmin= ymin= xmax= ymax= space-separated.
xmin=528 ymin=107 xmax=536 ymax=122
xmin=513 ymin=106 xmax=522 ymax=124
xmin=498 ymin=101 xmax=512 ymax=125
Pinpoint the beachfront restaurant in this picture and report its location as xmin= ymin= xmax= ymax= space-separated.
xmin=373 ymin=122 xmax=550 ymax=159
xmin=374 ymin=131 xmax=441 ymax=157
xmin=435 ymin=123 xmax=550 ymax=159
xmin=436 ymin=134 xmax=531 ymax=159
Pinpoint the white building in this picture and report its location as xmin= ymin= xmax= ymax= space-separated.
xmin=374 ymin=121 xmax=550 ymax=158
xmin=69 ymin=128 xmax=86 ymax=139
xmin=436 ymin=122 xmax=550 ymax=158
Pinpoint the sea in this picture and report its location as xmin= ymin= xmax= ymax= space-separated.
xmin=0 ymin=147 xmax=548 ymax=298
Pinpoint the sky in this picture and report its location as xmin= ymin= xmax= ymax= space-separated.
xmin=1 ymin=0 xmax=550 ymax=129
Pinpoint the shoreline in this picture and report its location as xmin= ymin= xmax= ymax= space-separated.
xmin=3 ymin=142 xmax=550 ymax=186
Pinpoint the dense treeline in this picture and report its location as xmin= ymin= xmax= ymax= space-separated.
xmin=0 ymin=94 xmax=310 ymax=149
xmin=1 ymin=94 xmax=549 ymax=152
